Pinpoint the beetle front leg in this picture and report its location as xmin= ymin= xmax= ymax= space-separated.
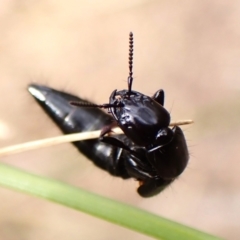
xmin=121 ymin=148 xmax=174 ymax=197
xmin=137 ymin=177 xmax=174 ymax=197
xmin=100 ymin=121 xmax=118 ymax=137
xmin=125 ymin=151 xmax=174 ymax=197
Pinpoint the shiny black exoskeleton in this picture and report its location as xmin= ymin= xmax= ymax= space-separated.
xmin=28 ymin=32 xmax=189 ymax=197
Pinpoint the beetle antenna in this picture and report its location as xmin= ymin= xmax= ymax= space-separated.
xmin=70 ymin=101 xmax=123 ymax=109
xmin=70 ymin=33 xmax=134 ymax=110
xmin=128 ymin=32 xmax=134 ymax=95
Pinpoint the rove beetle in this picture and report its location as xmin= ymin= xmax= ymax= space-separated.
xmin=28 ymin=32 xmax=189 ymax=197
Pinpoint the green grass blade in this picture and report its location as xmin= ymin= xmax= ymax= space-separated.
xmin=0 ymin=163 xmax=222 ymax=240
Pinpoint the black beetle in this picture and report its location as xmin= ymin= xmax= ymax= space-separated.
xmin=28 ymin=32 xmax=189 ymax=197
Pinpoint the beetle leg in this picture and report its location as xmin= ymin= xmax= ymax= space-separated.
xmin=137 ymin=177 xmax=174 ymax=197
xmin=100 ymin=136 xmax=132 ymax=152
xmin=152 ymin=89 xmax=164 ymax=106
xmin=124 ymin=150 xmax=174 ymax=197
xmin=100 ymin=122 xmax=118 ymax=137
xmin=100 ymin=136 xmax=158 ymax=180
xmin=125 ymin=154 xmax=154 ymax=180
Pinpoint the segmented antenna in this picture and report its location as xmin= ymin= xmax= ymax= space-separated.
xmin=128 ymin=32 xmax=134 ymax=94
xmin=70 ymin=101 xmax=120 ymax=109
xmin=70 ymin=33 xmax=134 ymax=109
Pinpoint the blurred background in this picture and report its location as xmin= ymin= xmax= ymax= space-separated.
xmin=0 ymin=0 xmax=240 ymax=239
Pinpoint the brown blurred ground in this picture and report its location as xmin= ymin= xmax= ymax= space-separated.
xmin=0 ymin=1 xmax=240 ymax=239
